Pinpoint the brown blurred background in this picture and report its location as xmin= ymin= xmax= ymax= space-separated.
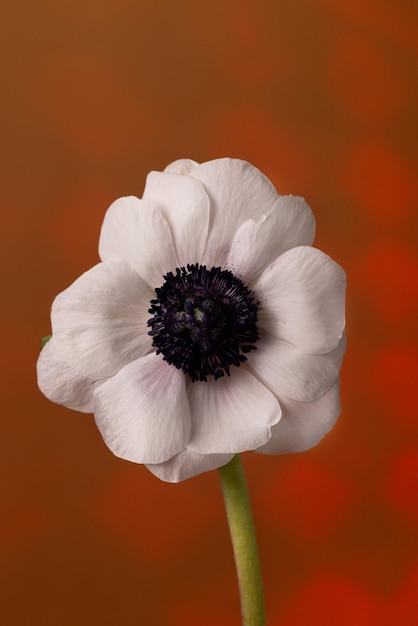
xmin=1 ymin=1 xmax=417 ymax=624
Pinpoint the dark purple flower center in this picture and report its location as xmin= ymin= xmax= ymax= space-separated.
xmin=147 ymin=264 xmax=259 ymax=382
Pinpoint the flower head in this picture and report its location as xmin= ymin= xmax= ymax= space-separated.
xmin=37 ymin=158 xmax=346 ymax=482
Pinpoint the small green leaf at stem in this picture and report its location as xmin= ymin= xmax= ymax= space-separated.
xmin=40 ymin=335 xmax=52 ymax=349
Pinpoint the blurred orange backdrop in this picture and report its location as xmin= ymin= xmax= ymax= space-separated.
xmin=1 ymin=1 xmax=417 ymax=624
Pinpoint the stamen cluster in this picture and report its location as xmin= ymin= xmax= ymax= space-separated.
xmin=148 ymin=264 xmax=259 ymax=382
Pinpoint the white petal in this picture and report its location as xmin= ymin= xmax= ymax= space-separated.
xmin=36 ymin=338 xmax=97 ymax=412
xmin=143 ymin=171 xmax=210 ymax=267
xmin=93 ymin=352 xmax=191 ymax=464
xmin=146 ymin=449 xmax=234 ymax=483
xmin=226 ymin=195 xmax=315 ymax=285
xmin=189 ymin=158 xmax=279 ymax=267
xmin=256 ymin=246 xmax=346 ymax=354
xmin=256 ymin=382 xmax=341 ymax=454
xmin=52 ymin=260 xmax=154 ymax=379
xmin=187 ymin=367 xmax=281 ymax=454
xmin=249 ymin=332 xmax=346 ymax=402
xmin=98 ymin=196 xmax=177 ymax=289
xmin=164 ymin=158 xmax=199 ymax=175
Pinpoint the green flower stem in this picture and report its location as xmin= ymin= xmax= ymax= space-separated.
xmin=218 ymin=454 xmax=266 ymax=626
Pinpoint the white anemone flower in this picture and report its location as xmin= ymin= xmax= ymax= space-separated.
xmin=37 ymin=158 xmax=346 ymax=482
